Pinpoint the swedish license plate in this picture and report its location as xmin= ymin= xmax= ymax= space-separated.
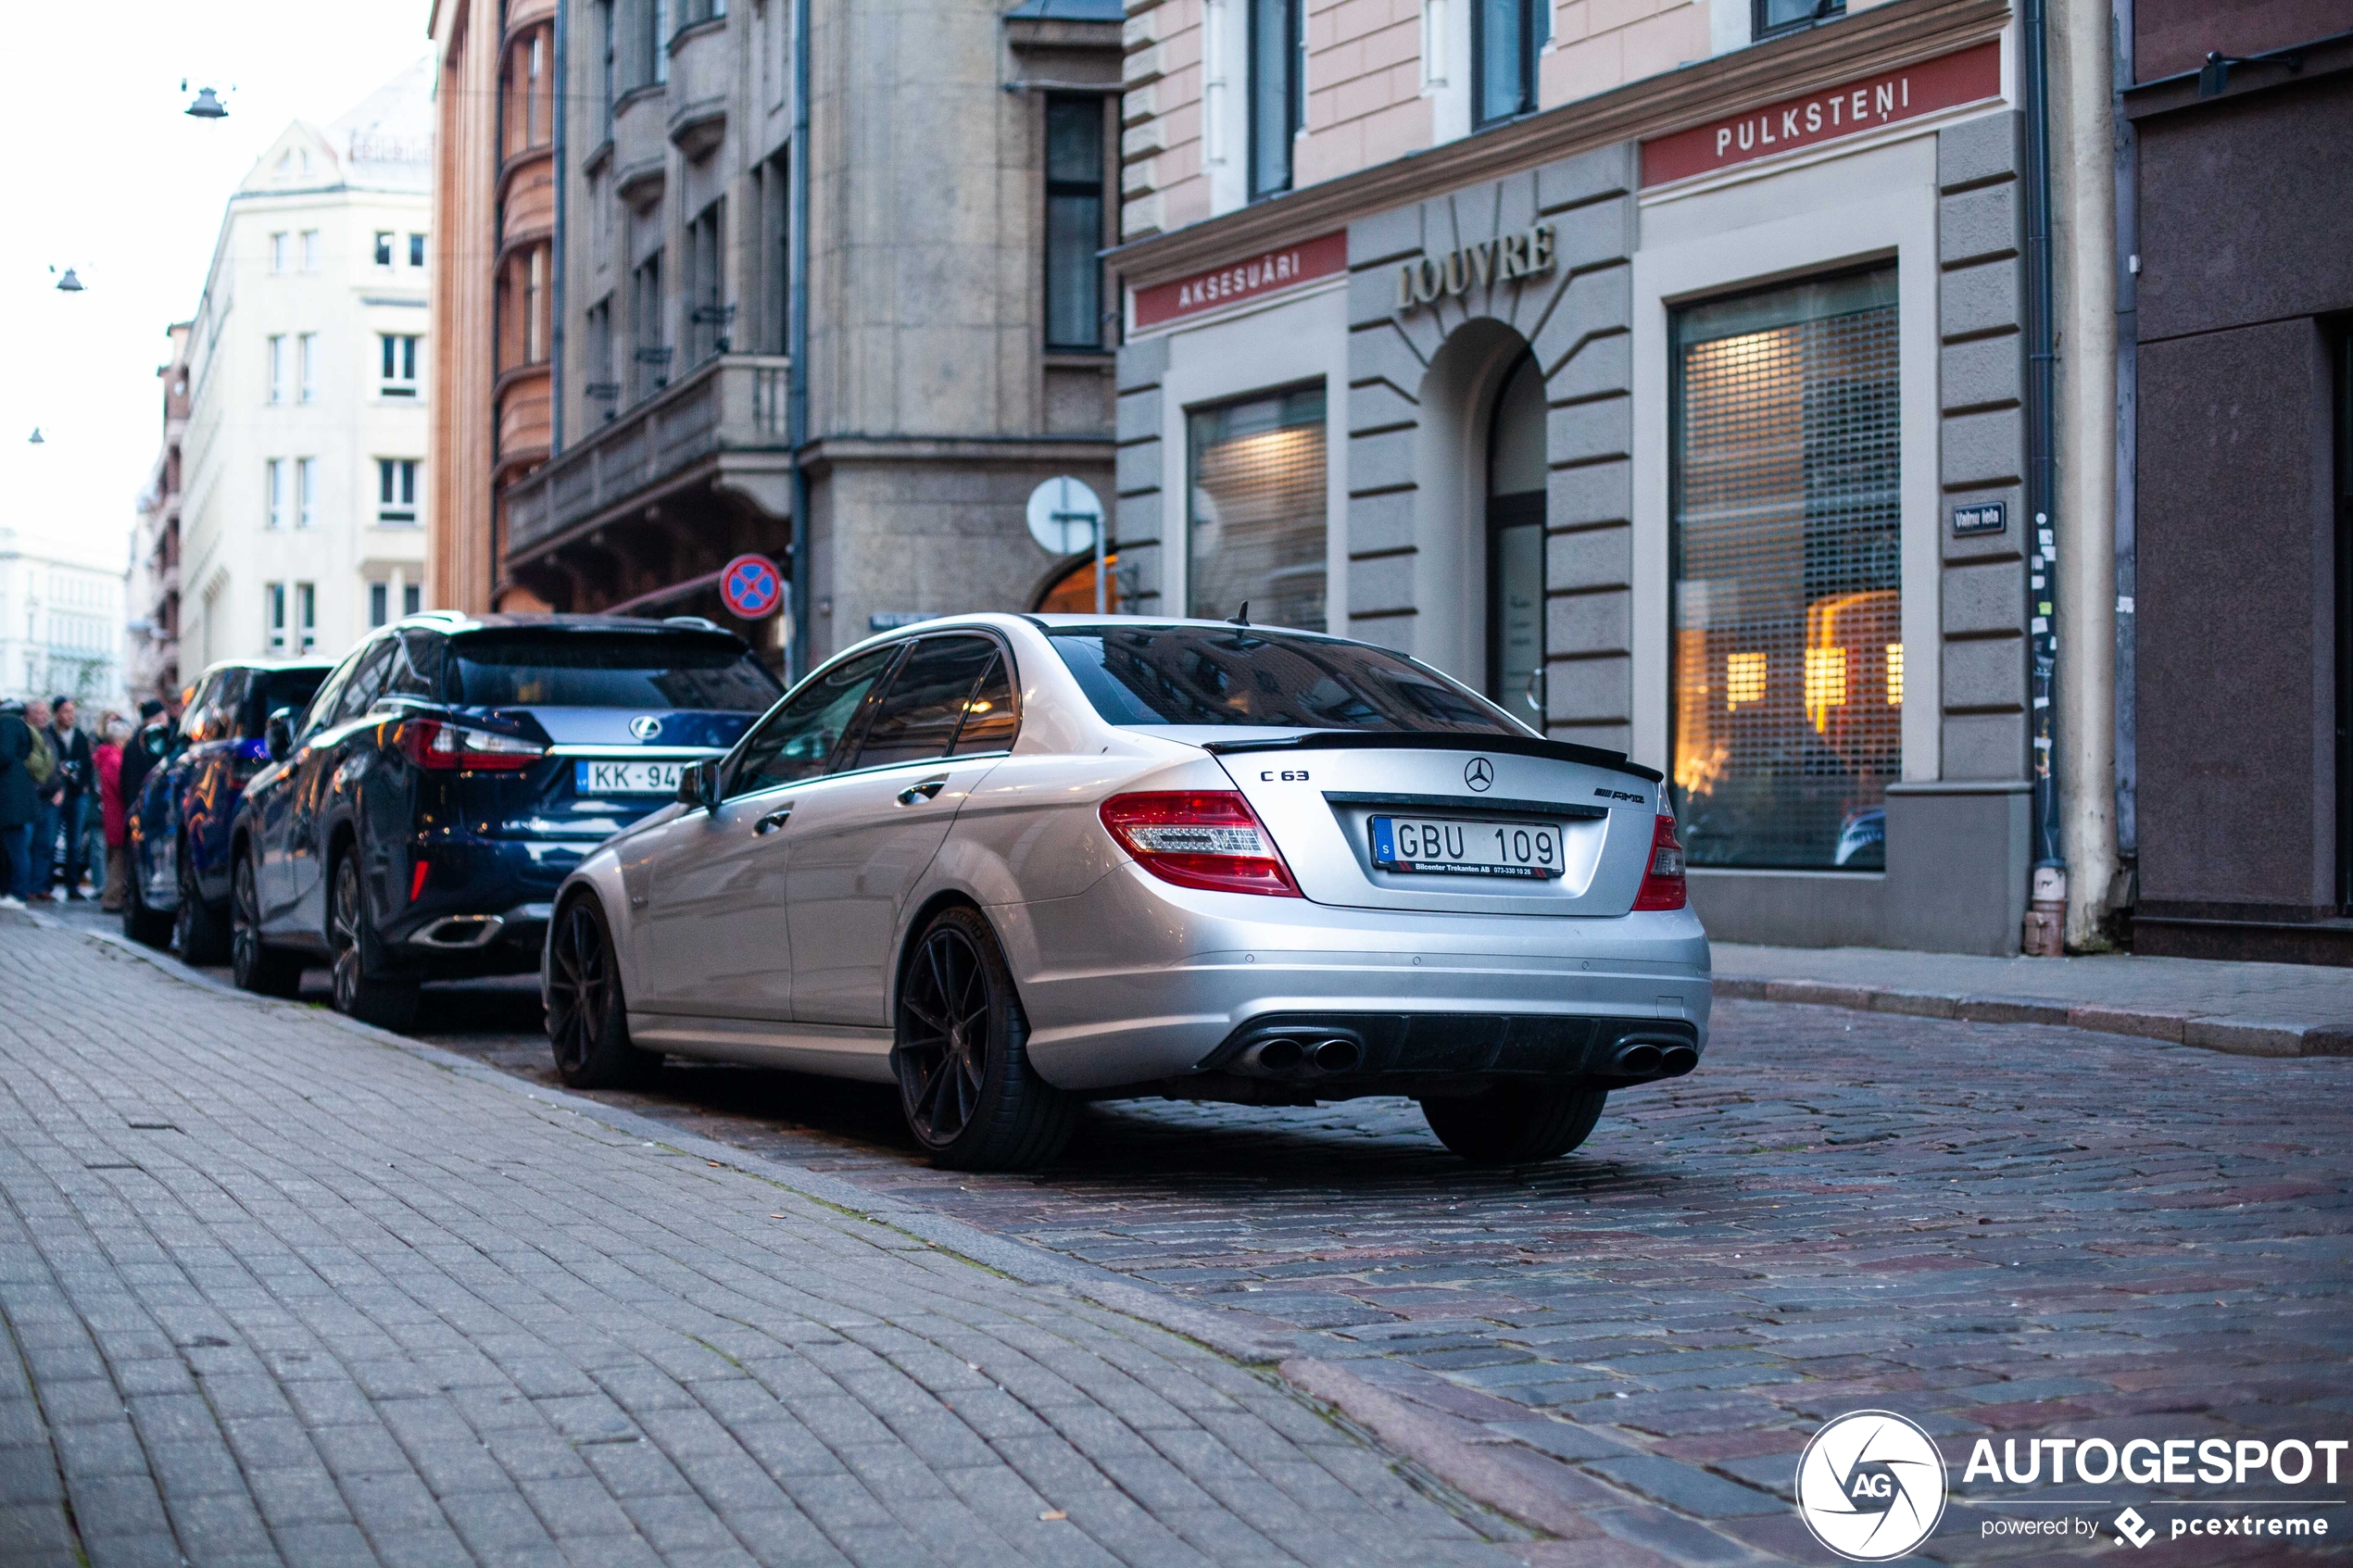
xmin=574 ymin=759 xmax=686 ymax=796
xmin=1370 ymin=815 xmax=1564 ymax=880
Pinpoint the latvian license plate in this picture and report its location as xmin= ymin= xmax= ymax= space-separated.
xmin=1370 ymin=815 xmax=1564 ymax=880
xmin=574 ymin=759 xmax=686 ymax=796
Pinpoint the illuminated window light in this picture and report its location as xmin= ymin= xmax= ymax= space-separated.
xmin=1885 ymin=642 xmax=1904 ymax=706
xmin=1725 ymin=651 xmax=1767 ymax=709
xmin=1804 ymin=646 xmax=1847 ymax=732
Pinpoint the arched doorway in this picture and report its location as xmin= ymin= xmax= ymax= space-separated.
xmin=1486 ymin=352 xmax=1546 ymax=719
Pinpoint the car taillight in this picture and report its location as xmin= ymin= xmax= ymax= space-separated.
xmin=1632 ymin=803 xmax=1688 ymax=911
xmin=397 ymin=719 xmax=547 ymax=772
xmin=1100 ymin=791 xmax=1302 ymax=898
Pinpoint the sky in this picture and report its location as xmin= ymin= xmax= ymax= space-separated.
xmin=0 ymin=0 xmax=434 ymax=569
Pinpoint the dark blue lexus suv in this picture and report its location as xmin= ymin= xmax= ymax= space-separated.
xmin=229 ymin=612 xmax=782 ymax=1028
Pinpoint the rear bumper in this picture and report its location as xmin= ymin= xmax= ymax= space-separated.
xmin=384 ymin=835 xmax=599 ymax=973
xmin=998 ymin=863 xmax=1711 ymax=1092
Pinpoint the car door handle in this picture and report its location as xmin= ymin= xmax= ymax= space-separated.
xmin=897 ymin=776 xmax=948 ymax=806
xmin=753 ymin=808 xmax=792 ymax=835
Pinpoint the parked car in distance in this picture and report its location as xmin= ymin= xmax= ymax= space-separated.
xmin=229 ymin=612 xmax=784 ymax=1030
xmin=547 ymin=614 xmax=1710 ymax=1172
xmin=122 ymin=658 xmax=335 ymax=958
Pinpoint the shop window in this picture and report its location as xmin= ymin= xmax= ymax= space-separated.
xmin=1670 ymin=267 xmax=1900 ymax=871
xmin=1044 ymin=95 xmax=1105 ymax=351
xmin=1187 ymin=383 xmax=1327 ymax=630
xmin=1474 ymin=0 xmax=1547 ymax=128
xmin=1754 ymin=0 xmax=1843 ymax=41
xmin=1247 ymin=0 xmax=1302 ymax=200
xmin=1487 ymin=352 xmax=1546 ymax=716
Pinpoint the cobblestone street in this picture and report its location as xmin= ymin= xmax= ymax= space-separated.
xmin=23 ymin=903 xmax=2353 ymax=1563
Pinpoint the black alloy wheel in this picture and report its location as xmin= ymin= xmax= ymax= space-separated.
xmin=1420 ymin=1083 xmax=1609 ymax=1164
xmin=893 ymin=907 xmax=1073 ymax=1172
xmin=545 ymin=897 xmax=658 ymax=1088
xmin=329 ymin=855 xmax=421 ymax=1032
xmin=230 ymin=851 xmax=302 ymax=997
xmin=173 ymin=844 xmax=231 ymax=966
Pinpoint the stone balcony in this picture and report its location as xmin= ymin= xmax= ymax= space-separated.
xmin=503 ymin=352 xmax=792 ymax=567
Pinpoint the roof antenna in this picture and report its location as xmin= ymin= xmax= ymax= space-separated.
xmin=1227 ymin=602 xmax=1250 ymax=628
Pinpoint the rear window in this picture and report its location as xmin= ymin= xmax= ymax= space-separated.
xmin=1047 ymin=625 xmax=1522 ymax=734
xmin=446 ymin=633 xmax=783 ymax=710
xmin=237 ymin=669 xmax=329 ymax=739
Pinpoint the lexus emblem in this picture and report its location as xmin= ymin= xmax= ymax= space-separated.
xmin=628 ymin=715 xmax=664 ymax=740
xmin=1464 ymin=757 xmax=1494 ymax=792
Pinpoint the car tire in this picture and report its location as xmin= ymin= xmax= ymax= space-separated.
xmin=329 ymin=854 xmax=420 ymax=1033
xmin=1420 ymin=1085 xmax=1608 ymax=1165
xmin=173 ymin=846 xmax=232 ymax=966
xmin=230 ymin=851 xmax=304 ymax=998
xmin=121 ymin=862 xmax=171 ymax=948
xmin=545 ymin=897 xmax=660 ymax=1089
xmin=893 ymin=906 xmax=1075 ymax=1173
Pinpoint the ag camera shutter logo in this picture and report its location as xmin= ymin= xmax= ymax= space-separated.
xmin=1795 ymin=1411 xmax=1948 ymax=1561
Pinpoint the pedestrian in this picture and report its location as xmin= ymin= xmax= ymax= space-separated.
xmin=0 ymin=698 xmax=37 ymax=908
xmin=118 ymin=697 xmax=168 ymax=812
xmin=96 ymin=713 xmax=132 ymax=911
xmin=24 ymin=699 xmax=61 ymax=899
xmin=44 ymin=698 xmax=96 ymax=900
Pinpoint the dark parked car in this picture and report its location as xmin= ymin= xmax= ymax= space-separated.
xmin=122 ymin=658 xmax=335 ymax=958
xmin=228 ymin=612 xmax=783 ymax=1029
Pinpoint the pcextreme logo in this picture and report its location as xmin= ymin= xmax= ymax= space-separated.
xmin=1794 ymin=1411 xmax=1948 ymax=1561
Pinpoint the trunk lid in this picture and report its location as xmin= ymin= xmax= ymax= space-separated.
xmin=1201 ymin=730 xmax=1665 ymax=918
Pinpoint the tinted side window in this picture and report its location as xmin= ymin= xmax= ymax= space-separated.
xmin=951 ymin=654 xmax=1018 ymax=755
xmin=242 ymin=670 xmax=329 ymax=739
xmin=725 ymin=647 xmax=897 ymax=799
xmin=179 ymin=674 xmax=226 ymax=744
xmin=302 ymin=657 xmax=359 ymax=737
xmin=333 ymin=643 xmax=396 ymax=724
xmin=852 ymin=636 xmax=1001 ymax=770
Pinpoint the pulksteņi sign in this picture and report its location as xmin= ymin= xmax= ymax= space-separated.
xmin=1641 ymin=40 xmax=2001 ymax=187
xmin=1131 ymin=232 xmax=1349 ymax=329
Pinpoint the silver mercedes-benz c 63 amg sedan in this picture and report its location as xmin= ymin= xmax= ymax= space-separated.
xmin=544 ymin=614 xmax=1709 ymax=1170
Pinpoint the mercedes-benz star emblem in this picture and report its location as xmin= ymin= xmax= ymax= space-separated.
xmin=629 ymin=715 xmax=664 ymax=740
xmin=1464 ymin=757 xmax=1494 ymax=792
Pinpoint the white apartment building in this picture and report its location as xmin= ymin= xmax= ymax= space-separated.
xmin=179 ymin=62 xmax=434 ymax=674
xmin=0 ymin=528 xmax=126 ymax=711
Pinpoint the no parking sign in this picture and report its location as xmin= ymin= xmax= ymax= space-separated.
xmin=720 ymin=554 xmax=783 ymax=620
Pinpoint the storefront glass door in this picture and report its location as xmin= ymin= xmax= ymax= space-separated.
xmin=1669 ymin=268 xmax=1902 ymax=870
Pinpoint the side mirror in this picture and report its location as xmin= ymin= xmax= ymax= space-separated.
xmin=264 ymin=708 xmax=296 ymax=763
xmin=676 ymin=759 xmax=721 ymax=810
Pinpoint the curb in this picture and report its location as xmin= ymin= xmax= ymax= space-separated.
xmin=1710 ymin=975 xmax=2353 ymax=1058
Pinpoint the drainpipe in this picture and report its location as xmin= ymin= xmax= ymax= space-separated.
xmin=550 ymin=1 xmax=567 ymax=458
xmin=2019 ymin=0 xmax=2067 ymax=956
xmin=786 ymin=0 xmax=813 ymax=684
xmin=2057 ymin=0 xmax=2119 ymax=948
xmin=2109 ymin=0 xmax=2139 ymax=906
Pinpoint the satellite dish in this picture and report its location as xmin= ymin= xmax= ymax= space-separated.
xmin=1026 ymin=476 xmax=1104 ymax=558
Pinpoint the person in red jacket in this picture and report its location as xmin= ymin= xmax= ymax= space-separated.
xmin=95 ymin=713 xmax=129 ymax=911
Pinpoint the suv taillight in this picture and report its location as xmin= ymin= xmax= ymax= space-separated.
xmin=1100 ymin=791 xmax=1302 ymax=897
xmin=396 ymin=719 xmax=547 ymax=772
xmin=1632 ymin=801 xmax=1688 ymax=911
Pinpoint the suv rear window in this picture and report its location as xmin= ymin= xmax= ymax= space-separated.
xmin=446 ymin=633 xmax=783 ymax=710
xmin=1047 ymin=626 xmax=1523 ymax=734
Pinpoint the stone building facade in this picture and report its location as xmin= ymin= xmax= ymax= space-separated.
xmin=176 ymin=68 xmax=433 ymax=674
xmin=127 ymin=322 xmax=194 ymax=705
xmin=1112 ymin=0 xmax=2059 ymax=953
xmin=449 ymin=0 xmax=1125 ymax=668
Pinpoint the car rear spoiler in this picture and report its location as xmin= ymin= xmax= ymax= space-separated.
xmin=1201 ymin=731 xmax=1665 ymax=785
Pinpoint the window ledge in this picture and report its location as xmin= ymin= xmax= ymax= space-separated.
xmin=668 ymin=15 xmax=728 ymax=52
xmin=582 ymin=138 xmax=615 ymax=178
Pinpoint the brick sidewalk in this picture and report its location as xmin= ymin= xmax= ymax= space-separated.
xmin=0 ymin=914 xmax=1531 ymax=1568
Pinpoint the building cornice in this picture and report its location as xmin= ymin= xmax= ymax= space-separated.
xmin=1109 ymin=0 xmax=2009 ymax=288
